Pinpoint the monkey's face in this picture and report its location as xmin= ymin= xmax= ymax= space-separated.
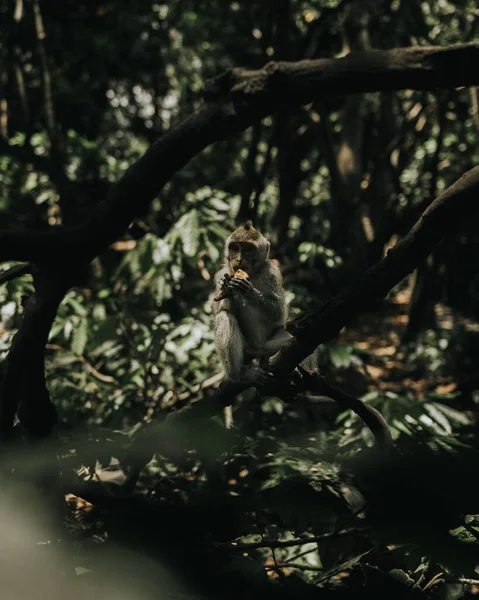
xmin=228 ymin=242 xmax=261 ymax=274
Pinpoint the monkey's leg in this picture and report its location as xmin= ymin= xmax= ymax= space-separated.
xmin=263 ymin=328 xmax=293 ymax=356
xmin=246 ymin=328 xmax=293 ymax=358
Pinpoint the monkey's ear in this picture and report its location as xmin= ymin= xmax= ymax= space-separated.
xmin=265 ymin=240 xmax=271 ymax=257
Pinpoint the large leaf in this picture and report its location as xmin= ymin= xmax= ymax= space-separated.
xmin=177 ymin=210 xmax=199 ymax=257
xmin=71 ymin=318 xmax=88 ymax=356
xmin=202 ymin=231 xmax=220 ymax=262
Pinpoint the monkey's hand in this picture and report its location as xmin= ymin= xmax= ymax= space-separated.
xmin=228 ymin=277 xmax=255 ymax=296
xmin=213 ymin=273 xmax=233 ymax=302
xmin=220 ymin=273 xmax=232 ymax=294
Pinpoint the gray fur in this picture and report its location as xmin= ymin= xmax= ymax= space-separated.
xmin=212 ymin=245 xmax=289 ymax=381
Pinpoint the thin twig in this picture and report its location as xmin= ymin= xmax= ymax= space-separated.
xmin=266 ymin=562 xmax=323 ymax=572
xmin=285 ymin=545 xmax=320 ymax=563
xmin=45 ymin=343 xmax=117 ymax=384
xmin=218 ymin=527 xmax=367 ymax=551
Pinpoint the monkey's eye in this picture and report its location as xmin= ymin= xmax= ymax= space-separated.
xmin=229 ymin=243 xmax=240 ymax=253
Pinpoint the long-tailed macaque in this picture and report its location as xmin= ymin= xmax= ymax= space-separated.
xmin=212 ymin=221 xmax=292 ymax=389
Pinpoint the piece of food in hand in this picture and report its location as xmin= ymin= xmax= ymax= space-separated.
xmin=214 ymin=269 xmax=249 ymax=302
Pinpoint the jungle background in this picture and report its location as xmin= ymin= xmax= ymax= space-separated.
xmin=2 ymin=0 xmax=479 ymax=599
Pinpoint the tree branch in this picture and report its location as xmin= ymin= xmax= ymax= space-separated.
xmin=204 ymin=43 xmax=479 ymax=101
xmin=295 ymin=366 xmax=393 ymax=449
xmin=0 ymin=263 xmax=31 ymax=284
xmin=1 ymin=42 xmax=479 ymax=264
xmin=272 ymin=166 xmax=479 ymax=372
xmin=0 ymin=228 xmax=81 ymax=263
xmin=0 ymin=270 xmax=69 ymax=435
xmin=155 ymin=365 xmax=392 ymax=452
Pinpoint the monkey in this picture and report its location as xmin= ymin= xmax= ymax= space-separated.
xmin=212 ymin=221 xmax=292 ymax=394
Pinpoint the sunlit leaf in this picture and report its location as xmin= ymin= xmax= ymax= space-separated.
xmin=71 ymin=318 xmax=88 ymax=356
xmin=176 ymin=210 xmax=199 ymax=257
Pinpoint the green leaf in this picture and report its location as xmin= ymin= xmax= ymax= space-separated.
xmin=430 ymin=402 xmax=470 ymax=426
xmin=71 ymin=318 xmax=88 ymax=356
xmin=361 ymin=390 xmax=381 ymax=403
xmin=203 ymin=232 xmax=220 ymax=262
xmin=66 ymin=296 xmax=88 ymax=317
xmin=393 ymin=420 xmax=414 ymax=436
xmin=139 ymin=242 xmax=154 ymax=273
xmin=329 ymin=344 xmax=353 ymax=368
xmin=178 ymin=209 xmax=199 ymax=257
xmin=424 ymin=403 xmax=452 ymax=434
xmin=208 ymin=196 xmax=230 ymax=212
xmin=94 ymin=317 xmax=120 ymax=345
xmin=208 ymin=221 xmax=231 ymax=240
xmin=49 ymin=319 xmax=65 ymax=341
xmin=388 ymin=569 xmax=415 ymax=586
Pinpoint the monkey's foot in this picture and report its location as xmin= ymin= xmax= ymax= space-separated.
xmin=242 ymin=363 xmax=274 ymax=393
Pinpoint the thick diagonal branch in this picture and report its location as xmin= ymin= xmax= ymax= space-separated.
xmin=271 ymin=166 xmax=479 ymax=372
xmin=204 ymin=43 xmax=479 ymax=101
xmin=0 ymin=263 xmax=31 ymax=285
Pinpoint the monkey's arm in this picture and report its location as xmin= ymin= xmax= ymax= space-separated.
xmin=228 ymin=264 xmax=285 ymax=322
xmin=212 ymin=269 xmax=243 ymax=379
xmin=212 ymin=269 xmax=275 ymax=386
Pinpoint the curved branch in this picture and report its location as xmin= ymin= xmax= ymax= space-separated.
xmin=0 ymin=228 xmax=81 ymax=263
xmin=271 ymin=166 xmax=479 ymax=372
xmin=0 ymin=271 xmax=69 ymax=436
xmin=296 ymin=367 xmax=393 ymax=449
